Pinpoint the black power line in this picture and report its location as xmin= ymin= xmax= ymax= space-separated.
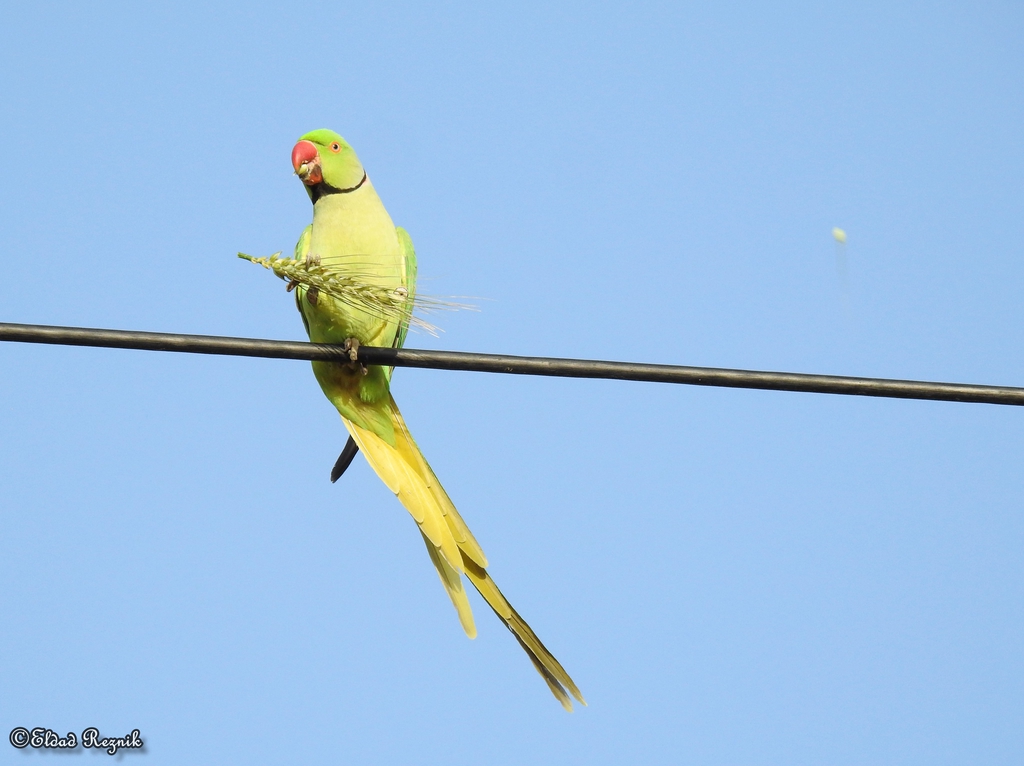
xmin=1 ymin=321 xmax=1023 ymax=407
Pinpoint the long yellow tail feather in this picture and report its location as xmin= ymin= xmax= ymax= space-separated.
xmin=341 ymin=396 xmax=583 ymax=709
xmin=421 ymin=532 xmax=476 ymax=638
xmin=461 ymin=554 xmax=586 ymax=710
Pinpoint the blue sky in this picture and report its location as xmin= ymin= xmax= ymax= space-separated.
xmin=1 ymin=2 xmax=1022 ymax=763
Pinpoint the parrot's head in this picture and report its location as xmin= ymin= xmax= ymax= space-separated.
xmin=291 ymin=129 xmax=366 ymax=203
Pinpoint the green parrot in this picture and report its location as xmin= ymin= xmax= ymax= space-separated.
xmin=285 ymin=129 xmax=584 ymax=710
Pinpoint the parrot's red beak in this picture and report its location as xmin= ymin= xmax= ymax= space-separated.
xmin=291 ymin=140 xmax=322 ymax=185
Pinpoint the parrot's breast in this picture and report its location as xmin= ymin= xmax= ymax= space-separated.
xmin=300 ymin=181 xmax=406 ymax=348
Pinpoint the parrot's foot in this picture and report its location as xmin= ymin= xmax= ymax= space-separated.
xmin=342 ymin=338 xmax=368 ymax=374
xmin=343 ymin=337 xmax=360 ymax=362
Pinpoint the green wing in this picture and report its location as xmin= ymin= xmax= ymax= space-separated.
xmin=393 ymin=226 xmax=417 ymax=352
xmin=386 ymin=226 xmax=417 ymax=382
xmin=293 ymin=224 xmax=313 ymax=336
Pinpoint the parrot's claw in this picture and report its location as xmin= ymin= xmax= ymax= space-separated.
xmin=343 ymin=337 xmax=360 ymax=361
xmin=342 ymin=338 xmax=367 ymax=373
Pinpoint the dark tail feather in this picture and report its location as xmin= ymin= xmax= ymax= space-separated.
xmin=330 ymin=436 xmax=360 ymax=483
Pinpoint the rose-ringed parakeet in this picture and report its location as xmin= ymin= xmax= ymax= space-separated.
xmin=284 ymin=129 xmax=584 ymax=710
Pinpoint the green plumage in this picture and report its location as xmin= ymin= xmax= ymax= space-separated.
xmin=247 ymin=128 xmax=584 ymax=710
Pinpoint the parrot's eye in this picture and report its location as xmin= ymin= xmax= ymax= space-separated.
xmin=330 ymin=142 xmax=341 ymax=153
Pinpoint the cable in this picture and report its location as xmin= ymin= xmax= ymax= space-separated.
xmin=1 ymin=321 xmax=1022 ymax=406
